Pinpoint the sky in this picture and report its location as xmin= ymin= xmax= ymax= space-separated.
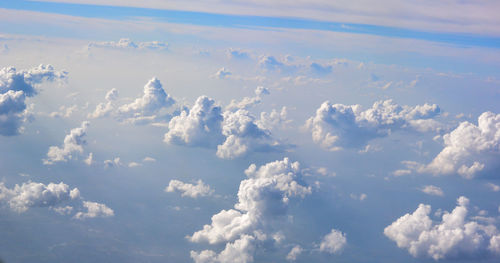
xmin=0 ymin=1 xmax=500 ymax=263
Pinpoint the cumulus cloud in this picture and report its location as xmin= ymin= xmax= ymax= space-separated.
xmin=188 ymin=158 xmax=313 ymax=262
xmin=74 ymin=201 xmax=114 ymax=220
xmin=319 ymin=229 xmax=347 ymax=254
xmin=384 ymin=196 xmax=500 ymax=260
xmin=87 ymin=38 xmax=168 ymax=51
xmin=164 ymin=96 xmax=224 ymax=147
xmin=104 ymin=157 xmax=122 ymax=168
xmin=421 ymin=112 xmax=500 ymax=179
xmin=419 ymin=185 xmax=444 ymax=196
xmin=213 ymin=67 xmax=232 ymax=79
xmin=0 ymin=65 xmax=66 ymax=135
xmin=305 ymin=100 xmax=441 ymax=151
xmin=165 ymin=179 xmax=214 ymax=198
xmin=44 ymin=121 xmax=90 ymax=165
xmin=286 ymin=245 xmax=303 ymax=261
xmin=0 ymin=181 xmax=79 ymax=213
xmin=165 ymin=91 xmax=288 ymax=159
xmin=225 ymin=86 xmax=269 ymax=112
xmin=88 ymin=88 xmax=118 ymax=119
xmin=486 ymin=183 xmax=500 ymax=192
xmin=118 ymin=77 xmax=175 ymax=116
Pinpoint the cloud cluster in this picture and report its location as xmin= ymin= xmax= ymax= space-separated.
xmin=306 ymin=100 xmax=441 ymax=151
xmin=0 ymin=180 xmax=112 ymax=219
xmin=0 ymin=65 xmax=66 ymax=135
xmin=88 ymin=38 xmax=168 ymax=51
xmin=189 ymin=158 xmax=312 ymax=263
xmin=44 ymin=121 xmax=90 ymax=165
xmin=384 ymin=196 xmax=500 ymax=260
xmin=165 ymin=179 xmax=214 ymax=198
xmin=422 ymin=112 xmax=500 ymax=178
xmin=165 ymin=90 xmax=284 ymax=159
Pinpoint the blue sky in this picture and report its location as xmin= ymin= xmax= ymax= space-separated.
xmin=1 ymin=1 xmax=500 ymax=263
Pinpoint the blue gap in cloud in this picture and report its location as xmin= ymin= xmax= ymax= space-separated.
xmin=2 ymin=0 xmax=500 ymax=48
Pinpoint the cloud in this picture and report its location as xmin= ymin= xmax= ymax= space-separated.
xmin=421 ymin=112 xmax=500 ymax=179
xmin=189 ymin=158 xmax=313 ymax=262
xmin=486 ymin=183 xmax=500 ymax=192
xmin=165 ymin=179 xmax=214 ymax=198
xmin=419 ymin=185 xmax=444 ymax=196
xmin=74 ymin=201 xmax=114 ymax=219
xmin=226 ymin=48 xmax=250 ymax=59
xmin=88 ymin=88 xmax=118 ymax=119
xmin=286 ymin=245 xmax=303 ymax=261
xmin=213 ymin=67 xmax=232 ymax=79
xmin=104 ymin=157 xmax=122 ymax=168
xmin=305 ymin=100 xmax=441 ymax=151
xmin=310 ymin=62 xmax=332 ymax=75
xmin=225 ymin=86 xmax=269 ymax=112
xmin=191 ymin=235 xmax=256 ymax=263
xmin=118 ymin=77 xmax=175 ymax=116
xmin=87 ymin=38 xmax=168 ymax=51
xmin=384 ymin=196 xmax=500 ymax=260
xmin=319 ymin=229 xmax=347 ymax=254
xmin=44 ymin=121 xmax=90 ymax=165
xmin=0 ymin=65 xmax=66 ymax=135
xmin=0 ymin=181 xmax=80 ymax=213
xmin=164 ymin=96 xmax=224 ymax=148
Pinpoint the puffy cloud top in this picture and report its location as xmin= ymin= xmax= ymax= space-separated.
xmin=88 ymin=38 xmax=168 ymax=50
xmin=306 ymin=100 xmax=441 ymax=150
xmin=74 ymin=201 xmax=114 ymax=220
xmin=44 ymin=121 xmax=90 ymax=165
xmin=164 ymin=96 xmax=224 ymax=147
xmin=384 ymin=196 xmax=500 ymax=260
xmin=118 ymin=77 xmax=175 ymax=115
xmin=423 ymin=111 xmax=500 ymax=178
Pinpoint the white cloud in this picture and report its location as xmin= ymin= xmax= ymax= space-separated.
xmin=118 ymin=77 xmax=175 ymax=116
xmin=128 ymin=162 xmax=141 ymax=168
xmin=486 ymin=183 xmax=500 ymax=192
xmin=88 ymin=38 xmax=168 ymax=51
xmin=88 ymin=88 xmax=118 ymax=119
xmin=164 ymin=96 xmax=224 ymax=147
xmin=225 ymin=86 xmax=269 ymax=112
xmin=350 ymin=193 xmax=367 ymax=201
xmin=0 ymin=65 xmax=66 ymax=135
xmin=143 ymin=156 xmax=156 ymax=162
xmin=257 ymin=107 xmax=291 ymax=130
xmin=384 ymin=196 xmax=500 ymax=260
xmin=189 ymin=158 xmax=313 ymax=262
xmin=213 ymin=67 xmax=232 ymax=79
xmin=44 ymin=121 xmax=90 ymax=165
xmin=319 ymin=229 xmax=347 ymax=254
xmin=305 ymin=100 xmax=441 ymax=151
xmin=226 ymin=48 xmax=250 ymax=60
xmin=74 ymin=201 xmax=114 ymax=220
xmin=0 ymin=181 xmax=80 ymax=213
xmin=51 ymin=205 xmax=74 ymax=215
xmin=419 ymin=185 xmax=444 ymax=196
xmin=286 ymin=245 xmax=303 ymax=261
xmin=84 ymin=152 xmax=93 ymax=166
xmin=165 ymin=179 xmax=214 ymax=198
xmin=422 ymin=112 xmax=500 ymax=178
xmin=191 ymin=235 xmax=256 ymax=263
xmin=50 ymin=104 xmax=78 ymax=118
xmin=104 ymin=157 xmax=122 ymax=168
